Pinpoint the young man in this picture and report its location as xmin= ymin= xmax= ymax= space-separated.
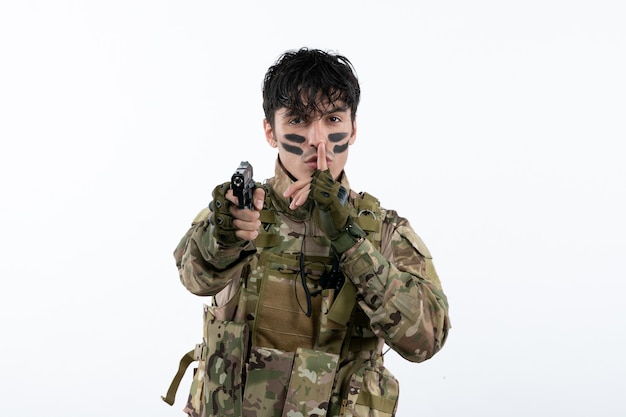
xmin=173 ymin=48 xmax=450 ymax=417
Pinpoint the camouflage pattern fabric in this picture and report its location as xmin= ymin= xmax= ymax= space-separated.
xmin=173 ymin=159 xmax=451 ymax=416
xmin=204 ymin=320 xmax=248 ymax=416
xmin=282 ymin=348 xmax=339 ymax=417
xmin=243 ymin=347 xmax=294 ymax=417
xmin=183 ymin=344 xmax=206 ymax=417
xmin=340 ymin=362 xmax=399 ymax=417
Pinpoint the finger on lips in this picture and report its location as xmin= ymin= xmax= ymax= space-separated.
xmin=317 ymin=145 xmax=328 ymax=171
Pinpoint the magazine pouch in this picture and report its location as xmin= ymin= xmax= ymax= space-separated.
xmin=242 ymin=347 xmax=295 ymax=417
xmin=183 ymin=316 xmax=249 ymax=417
xmin=281 ymin=347 xmax=339 ymax=417
xmin=207 ymin=319 xmax=249 ymax=416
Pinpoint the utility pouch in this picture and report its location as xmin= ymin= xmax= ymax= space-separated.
xmin=317 ymin=288 xmax=349 ymax=354
xmin=179 ymin=344 xmax=205 ymax=417
xmin=339 ymin=362 xmax=399 ymax=417
xmin=254 ymin=253 xmax=327 ymax=352
xmin=282 ymin=347 xmax=339 ymax=417
xmin=242 ymin=347 xmax=295 ymax=417
xmin=202 ymin=319 xmax=249 ymax=417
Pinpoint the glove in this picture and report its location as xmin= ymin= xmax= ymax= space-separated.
xmin=208 ymin=182 xmax=243 ymax=246
xmin=309 ymin=169 xmax=366 ymax=254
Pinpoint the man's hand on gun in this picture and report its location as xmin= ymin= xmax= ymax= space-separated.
xmin=209 ymin=163 xmax=265 ymax=246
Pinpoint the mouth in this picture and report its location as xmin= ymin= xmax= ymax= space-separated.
xmin=305 ymin=158 xmax=318 ymax=169
xmin=305 ymin=157 xmax=331 ymax=170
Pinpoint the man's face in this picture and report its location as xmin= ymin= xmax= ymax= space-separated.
xmin=263 ymin=101 xmax=357 ymax=181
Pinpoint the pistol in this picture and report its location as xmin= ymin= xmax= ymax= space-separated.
xmin=231 ymin=161 xmax=255 ymax=209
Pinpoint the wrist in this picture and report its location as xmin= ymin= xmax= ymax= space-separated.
xmin=343 ymin=236 xmax=365 ymax=258
xmin=330 ymin=220 xmax=366 ymax=255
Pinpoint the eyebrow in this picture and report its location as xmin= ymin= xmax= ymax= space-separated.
xmin=321 ymin=105 xmax=350 ymax=115
xmin=282 ymin=104 xmax=350 ymax=119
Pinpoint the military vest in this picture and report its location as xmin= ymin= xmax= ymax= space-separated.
xmin=163 ymin=191 xmax=400 ymax=417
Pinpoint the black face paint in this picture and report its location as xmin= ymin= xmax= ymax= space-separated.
xmin=280 ymin=133 xmax=305 ymax=155
xmin=328 ymin=132 xmax=348 ymax=142
xmin=280 ymin=132 xmax=350 ymax=155
xmin=284 ymin=133 xmax=305 ymax=143
xmin=280 ymin=142 xmax=303 ymax=155
xmin=333 ymin=142 xmax=349 ymax=154
xmin=329 ymin=132 xmax=350 ymax=153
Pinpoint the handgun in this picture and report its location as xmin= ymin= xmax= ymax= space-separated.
xmin=231 ymin=161 xmax=254 ymax=209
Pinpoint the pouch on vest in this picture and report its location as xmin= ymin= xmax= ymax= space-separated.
xmin=197 ymin=319 xmax=249 ymax=417
xmin=338 ymin=361 xmax=399 ymax=417
xmin=242 ymin=346 xmax=295 ymax=417
xmin=179 ymin=343 xmax=204 ymax=417
xmin=174 ymin=323 xmax=249 ymax=417
xmin=282 ymin=347 xmax=339 ymax=417
xmin=253 ymin=253 xmax=327 ymax=352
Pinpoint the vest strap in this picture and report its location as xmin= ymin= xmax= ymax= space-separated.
xmin=354 ymin=192 xmax=382 ymax=248
xmin=161 ymin=348 xmax=197 ymax=406
xmin=357 ymin=389 xmax=397 ymax=414
xmin=327 ymin=280 xmax=357 ymax=326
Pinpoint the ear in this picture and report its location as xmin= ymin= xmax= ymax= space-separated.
xmin=348 ymin=116 xmax=357 ymax=145
xmin=263 ymin=119 xmax=278 ymax=148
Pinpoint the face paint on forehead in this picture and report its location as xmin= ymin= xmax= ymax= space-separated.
xmin=328 ymin=132 xmax=349 ymax=143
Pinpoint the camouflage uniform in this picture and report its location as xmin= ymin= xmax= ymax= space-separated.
xmin=173 ymin=160 xmax=451 ymax=417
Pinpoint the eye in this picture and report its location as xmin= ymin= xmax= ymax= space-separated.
xmin=328 ymin=115 xmax=342 ymax=123
xmin=289 ymin=117 xmax=306 ymax=125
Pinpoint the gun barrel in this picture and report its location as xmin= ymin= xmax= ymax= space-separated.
xmin=231 ymin=161 xmax=254 ymax=209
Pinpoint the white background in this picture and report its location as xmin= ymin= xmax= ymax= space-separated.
xmin=1 ymin=1 xmax=625 ymax=416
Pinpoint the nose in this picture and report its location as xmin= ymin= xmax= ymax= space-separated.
xmin=306 ymin=119 xmax=327 ymax=148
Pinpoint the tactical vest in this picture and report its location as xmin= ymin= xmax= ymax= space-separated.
xmin=163 ymin=191 xmax=400 ymax=417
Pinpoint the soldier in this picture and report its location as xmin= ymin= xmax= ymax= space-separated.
xmin=170 ymin=47 xmax=451 ymax=417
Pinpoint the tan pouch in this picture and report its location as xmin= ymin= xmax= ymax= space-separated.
xmin=254 ymin=263 xmax=324 ymax=352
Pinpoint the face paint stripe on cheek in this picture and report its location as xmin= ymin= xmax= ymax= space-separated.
xmin=284 ymin=133 xmax=305 ymax=143
xmin=333 ymin=143 xmax=349 ymax=154
xmin=281 ymin=142 xmax=304 ymax=155
xmin=328 ymin=132 xmax=348 ymax=142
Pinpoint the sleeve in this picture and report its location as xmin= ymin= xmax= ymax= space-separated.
xmin=173 ymin=207 xmax=255 ymax=296
xmin=341 ymin=210 xmax=451 ymax=362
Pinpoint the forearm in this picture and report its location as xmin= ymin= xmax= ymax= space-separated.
xmin=174 ymin=218 xmax=252 ymax=296
xmin=342 ymin=239 xmax=450 ymax=362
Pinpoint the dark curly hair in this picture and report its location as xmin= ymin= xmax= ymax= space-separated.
xmin=262 ymin=48 xmax=360 ymax=127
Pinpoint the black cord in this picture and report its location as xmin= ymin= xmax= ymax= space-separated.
xmin=299 ymin=250 xmax=313 ymax=317
xmin=293 ymin=220 xmax=313 ymax=317
xmin=294 ymin=220 xmax=343 ymax=317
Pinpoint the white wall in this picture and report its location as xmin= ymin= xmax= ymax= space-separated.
xmin=1 ymin=1 xmax=624 ymax=416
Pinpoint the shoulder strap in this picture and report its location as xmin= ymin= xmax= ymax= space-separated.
xmin=253 ymin=184 xmax=279 ymax=247
xmin=353 ymin=192 xmax=382 ymax=250
xmin=326 ymin=192 xmax=383 ymax=336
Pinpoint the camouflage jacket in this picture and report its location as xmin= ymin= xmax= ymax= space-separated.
xmin=173 ymin=159 xmax=450 ymax=416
